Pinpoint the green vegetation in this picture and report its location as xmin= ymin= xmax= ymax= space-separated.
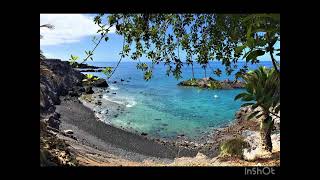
xmin=179 ymin=78 xmax=243 ymax=89
xmin=69 ymin=55 xmax=79 ymax=65
xmin=207 ymin=81 xmax=223 ymax=89
xmin=219 ymin=138 xmax=249 ymax=158
xmin=67 ymin=14 xmax=280 ymax=154
xmin=235 ymin=66 xmax=280 ymax=152
xmin=70 ymin=14 xmax=279 ymax=80
xmin=82 ymin=74 xmax=99 ymax=85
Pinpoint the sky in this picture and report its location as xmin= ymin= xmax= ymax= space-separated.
xmin=40 ymin=14 xmax=280 ymax=62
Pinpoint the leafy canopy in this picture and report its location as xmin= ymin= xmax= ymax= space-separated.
xmin=74 ymin=14 xmax=279 ymax=80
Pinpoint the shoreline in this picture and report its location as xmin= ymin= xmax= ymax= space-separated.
xmin=57 ymin=86 xmax=267 ymax=161
xmin=48 ymin=84 xmax=280 ymax=166
xmin=56 ymin=93 xmax=201 ymax=160
xmin=78 ymin=87 xmax=231 ymax=153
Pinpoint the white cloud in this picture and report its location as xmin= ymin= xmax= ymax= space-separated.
xmin=40 ymin=14 xmax=115 ymax=46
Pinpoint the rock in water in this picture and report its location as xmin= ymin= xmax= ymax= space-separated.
xmin=141 ymin=132 xmax=148 ymax=136
xmin=64 ymin=129 xmax=74 ymax=135
xmin=92 ymin=79 xmax=109 ymax=87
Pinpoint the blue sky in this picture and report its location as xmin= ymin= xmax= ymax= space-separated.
xmin=40 ymin=14 xmax=280 ymax=62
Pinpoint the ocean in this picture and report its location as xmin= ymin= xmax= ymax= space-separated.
xmin=84 ymin=60 xmax=273 ymax=140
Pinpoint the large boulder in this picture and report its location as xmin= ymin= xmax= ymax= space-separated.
xmin=46 ymin=112 xmax=61 ymax=130
xmin=92 ymin=79 xmax=109 ymax=87
xmin=242 ymin=130 xmax=280 ymax=161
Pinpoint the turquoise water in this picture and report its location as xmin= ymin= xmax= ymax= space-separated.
xmin=85 ymin=61 xmax=273 ymax=140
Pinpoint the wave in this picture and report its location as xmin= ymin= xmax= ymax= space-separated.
xmin=103 ymin=94 xmax=137 ymax=108
xmin=109 ymin=85 xmax=119 ymax=90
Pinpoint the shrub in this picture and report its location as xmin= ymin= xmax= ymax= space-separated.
xmin=219 ymin=138 xmax=249 ymax=158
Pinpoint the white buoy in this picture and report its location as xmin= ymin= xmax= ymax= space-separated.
xmin=214 ymin=95 xmax=218 ymax=98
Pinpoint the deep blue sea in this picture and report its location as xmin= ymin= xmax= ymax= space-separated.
xmin=84 ymin=61 xmax=273 ymax=140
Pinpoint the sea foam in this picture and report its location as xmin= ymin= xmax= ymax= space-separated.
xmin=103 ymin=94 xmax=137 ymax=108
xmin=109 ymin=85 xmax=119 ymax=90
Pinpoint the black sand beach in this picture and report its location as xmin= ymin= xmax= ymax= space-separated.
xmin=56 ymin=95 xmax=199 ymax=161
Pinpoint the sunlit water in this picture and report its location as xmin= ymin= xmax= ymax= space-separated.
xmin=84 ymin=61 xmax=273 ymax=140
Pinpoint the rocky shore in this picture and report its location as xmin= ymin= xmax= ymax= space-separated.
xmin=178 ymin=77 xmax=245 ymax=89
xmin=40 ymin=59 xmax=199 ymax=166
xmin=70 ymin=61 xmax=106 ymax=72
xmin=40 ymin=59 xmax=280 ymax=166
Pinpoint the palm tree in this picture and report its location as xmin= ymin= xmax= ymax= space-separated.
xmin=191 ymin=62 xmax=195 ymax=79
xmin=203 ymin=65 xmax=207 ymax=78
xmin=186 ymin=59 xmax=195 ymax=80
xmin=235 ymin=66 xmax=280 ymax=152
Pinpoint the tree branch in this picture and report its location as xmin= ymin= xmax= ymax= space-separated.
xmin=269 ymin=44 xmax=280 ymax=74
xmin=79 ymin=24 xmax=113 ymax=65
xmin=107 ymin=35 xmax=126 ymax=79
xmin=266 ymin=32 xmax=280 ymax=74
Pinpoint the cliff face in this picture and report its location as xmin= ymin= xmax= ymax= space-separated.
xmin=40 ymin=59 xmax=111 ymax=166
xmin=40 ymin=59 xmax=85 ymax=166
xmin=40 ymin=59 xmax=85 ymax=116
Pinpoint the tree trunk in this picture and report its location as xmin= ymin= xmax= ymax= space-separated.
xmin=204 ymin=67 xmax=207 ymax=78
xmin=259 ymin=116 xmax=274 ymax=152
xmin=191 ymin=63 xmax=195 ymax=79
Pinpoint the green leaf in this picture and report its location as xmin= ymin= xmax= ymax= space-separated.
xmin=144 ymin=70 xmax=152 ymax=81
xmin=102 ymin=67 xmax=113 ymax=75
xmin=105 ymin=37 xmax=109 ymax=42
xmin=136 ymin=63 xmax=148 ymax=71
xmin=235 ymin=93 xmax=249 ymax=101
xmin=86 ymin=74 xmax=93 ymax=79
xmin=214 ymin=68 xmax=222 ymax=77
xmin=246 ymin=37 xmax=255 ymax=48
xmin=235 ymin=45 xmax=246 ymax=54
xmin=246 ymin=25 xmax=252 ymax=39
xmin=246 ymin=50 xmax=265 ymax=62
xmin=70 ymin=54 xmax=79 ymax=61
xmin=241 ymin=103 xmax=254 ymax=107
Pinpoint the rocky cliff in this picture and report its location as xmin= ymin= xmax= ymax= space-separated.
xmin=40 ymin=59 xmax=85 ymax=116
xmin=40 ymin=59 xmax=109 ymax=166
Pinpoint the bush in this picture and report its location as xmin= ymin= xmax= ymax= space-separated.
xmin=219 ymin=138 xmax=249 ymax=158
xmin=208 ymin=81 xmax=222 ymax=89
